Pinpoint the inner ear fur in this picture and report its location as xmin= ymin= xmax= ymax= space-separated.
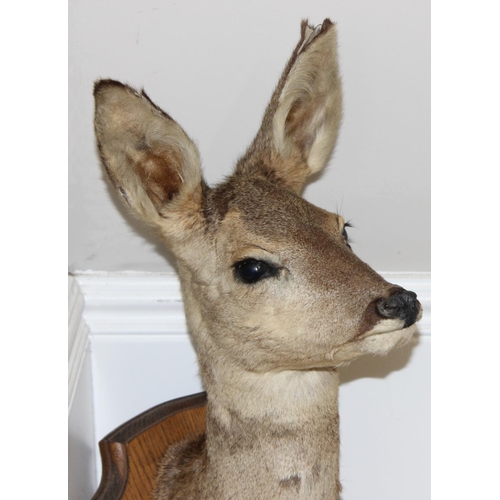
xmin=94 ymin=80 xmax=203 ymax=226
xmin=235 ymin=19 xmax=342 ymax=193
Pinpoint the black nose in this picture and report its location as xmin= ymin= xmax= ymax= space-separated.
xmin=376 ymin=289 xmax=420 ymax=327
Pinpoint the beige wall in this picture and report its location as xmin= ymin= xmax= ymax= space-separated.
xmin=69 ymin=0 xmax=430 ymax=273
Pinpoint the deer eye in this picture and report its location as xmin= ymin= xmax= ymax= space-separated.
xmin=234 ymin=259 xmax=277 ymax=284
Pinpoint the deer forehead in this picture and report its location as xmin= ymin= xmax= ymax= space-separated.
xmin=211 ymin=178 xmax=346 ymax=249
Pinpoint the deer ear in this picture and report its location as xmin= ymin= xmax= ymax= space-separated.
xmin=94 ymin=80 xmax=203 ymax=227
xmin=237 ymin=19 xmax=342 ymax=193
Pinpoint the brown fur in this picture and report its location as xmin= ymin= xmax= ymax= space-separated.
xmin=154 ymin=434 xmax=207 ymax=499
xmin=94 ymin=19 xmax=421 ymax=500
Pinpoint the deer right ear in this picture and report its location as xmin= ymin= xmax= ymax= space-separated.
xmin=235 ymin=19 xmax=342 ymax=194
xmin=94 ymin=80 xmax=203 ymax=227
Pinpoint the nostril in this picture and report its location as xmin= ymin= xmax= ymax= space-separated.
xmin=376 ymin=289 xmax=420 ymax=326
xmin=376 ymin=297 xmax=399 ymax=318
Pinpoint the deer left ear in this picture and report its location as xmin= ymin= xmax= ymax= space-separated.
xmin=94 ymin=80 xmax=204 ymax=230
xmin=237 ymin=19 xmax=342 ymax=193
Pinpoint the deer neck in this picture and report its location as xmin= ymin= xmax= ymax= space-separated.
xmin=202 ymin=360 xmax=341 ymax=499
xmin=178 ymin=268 xmax=341 ymax=498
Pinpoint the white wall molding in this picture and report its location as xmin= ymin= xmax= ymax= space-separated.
xmin=74 ymin=272 xmax=431 ymax=337
xmin=68 ymin=276 xmax=91 ymax=411
xmin=69 ymin=276 xmax=98 ymax=499
xmin=75 ymin=272 xmax=186 ymax=335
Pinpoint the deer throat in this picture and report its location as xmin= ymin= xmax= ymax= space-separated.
xmin=202 ymin=368 xmax=341 ymax=499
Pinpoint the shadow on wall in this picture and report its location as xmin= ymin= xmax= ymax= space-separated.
xmin=68 ymin=431 xmax=96 ymax=500
xmin=339 ymin=335 xmax=419 ymax=385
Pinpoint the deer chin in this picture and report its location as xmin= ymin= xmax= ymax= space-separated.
xmin=327 ymin=322 xmax=418 ymax=367
xmin=348 ymin=302 xmax=423 ymax=357
xmin=356 ymin=322 xmax=417 ymax=356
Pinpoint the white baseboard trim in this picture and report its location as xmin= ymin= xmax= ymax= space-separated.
xmin=68 ymin=276 xmax=91 ymax=411
xmin=74 ymin=271 xmax=431 ymax=337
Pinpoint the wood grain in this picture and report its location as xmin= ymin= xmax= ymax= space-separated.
xmin=92 ymin=392 xmax=207 ymax=500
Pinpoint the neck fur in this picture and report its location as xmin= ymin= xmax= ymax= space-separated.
xmin=202 ymin=363 xmax=341 ymax=499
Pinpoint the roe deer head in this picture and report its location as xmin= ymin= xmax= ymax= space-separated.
xmin=94 ymin=18 xmax=421 ymax=500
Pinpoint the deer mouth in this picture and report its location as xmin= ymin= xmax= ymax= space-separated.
xmin=359 ymin=306 xmax=422 ymax=340
xmin=356 ymin=287 xmax=422 ymax=340
xmin=327 ymin=317 xmax=420 ymax=367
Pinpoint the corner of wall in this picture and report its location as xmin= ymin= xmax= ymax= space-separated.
xmin=68 ymin=275 xmax=97 ymax=500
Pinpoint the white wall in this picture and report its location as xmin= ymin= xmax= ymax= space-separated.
xmin=68 ymin=276 xmax=96 ymax=500
xmin=69 ymin=0 xmax=430 ymax=273
xmin=69 ymin=353 xmax=97 ymax=500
